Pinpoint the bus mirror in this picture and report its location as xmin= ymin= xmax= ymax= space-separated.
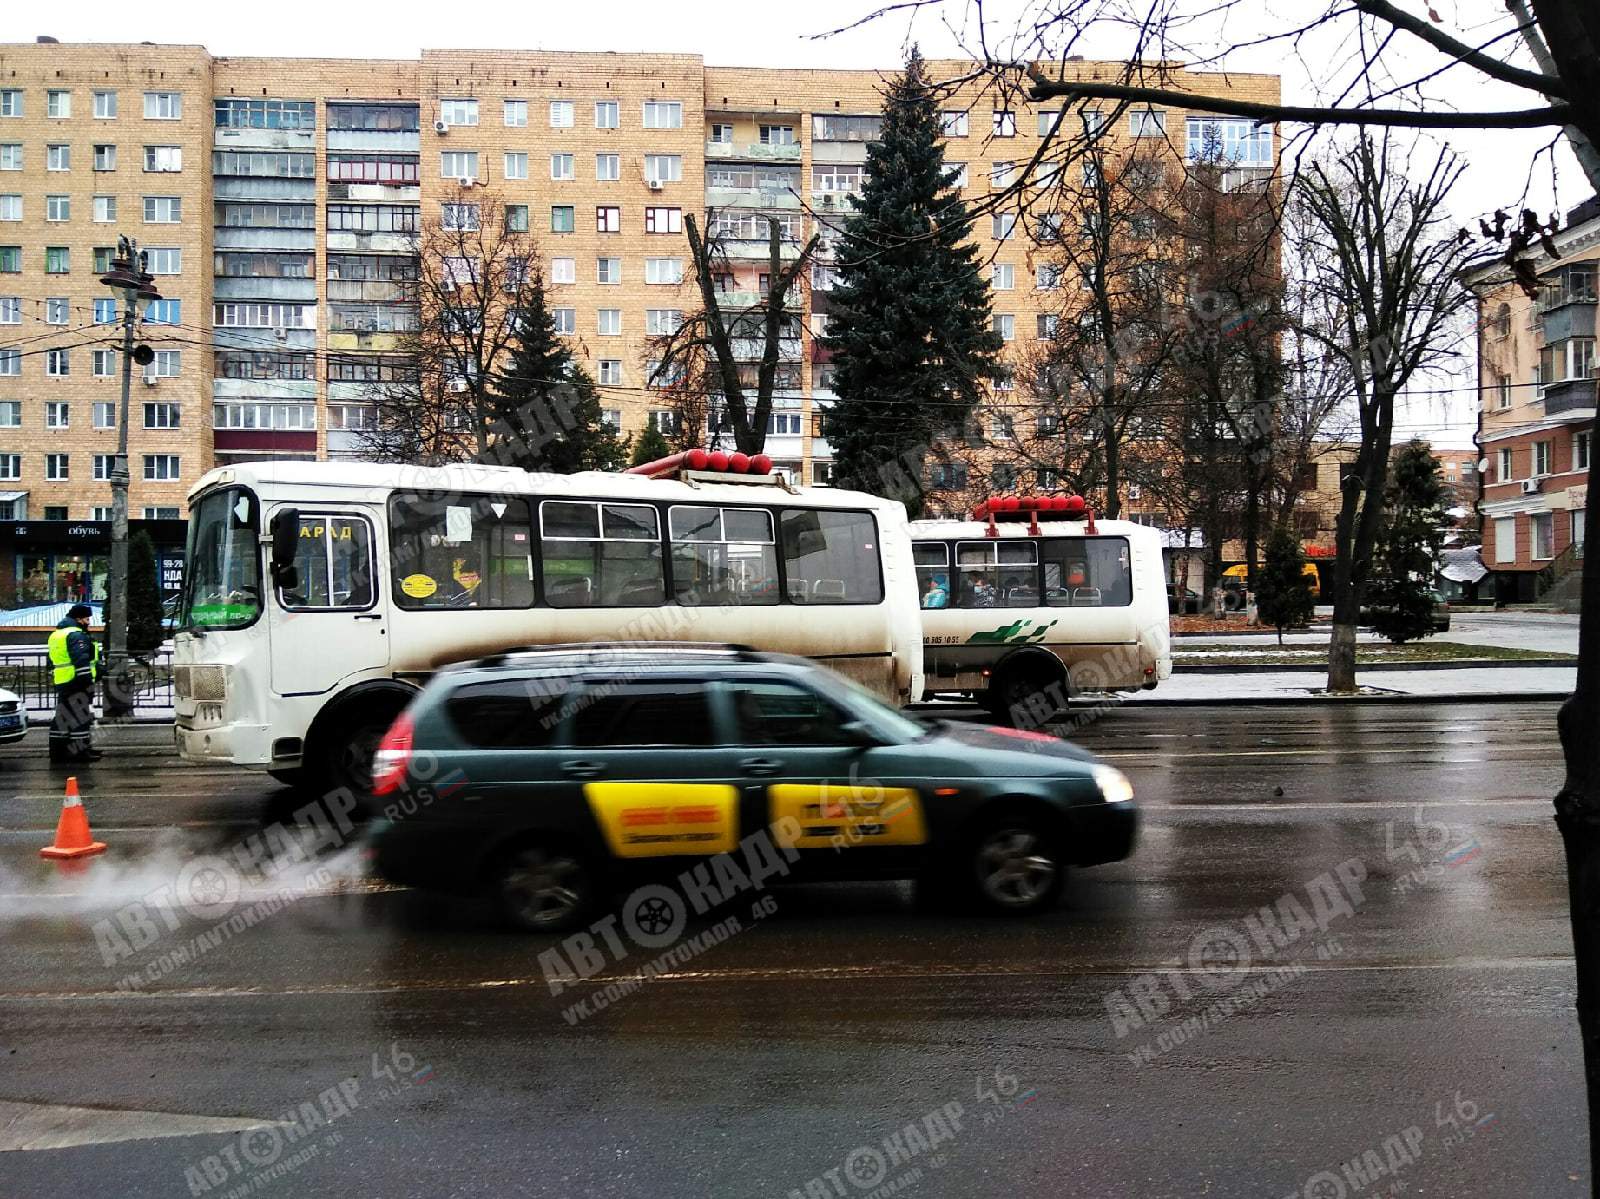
xmin=270 ymin=509 xmax=300 ymax=590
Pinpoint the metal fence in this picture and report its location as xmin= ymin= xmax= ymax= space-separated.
xmin=0 ymin=650 xmax=174 ymax=714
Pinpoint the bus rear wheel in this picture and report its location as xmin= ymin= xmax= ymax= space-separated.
xmin=984 ymin=659 xmax=1066 ymax=726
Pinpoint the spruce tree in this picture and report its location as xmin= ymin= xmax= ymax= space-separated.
xmin=1256 ymin=525 xmax=1315 ymax=645
xmin=1367 ymin=439 xmax=1447 ymax=644
xmin=127 ymin=530 xmax=165 ymax=657
xmin=822 ymin=46 xmax=1004 ymax=516
xmin=630 ymin=422 xmax=672 ymax=467
xmin=489 ymin=270 xmax=626 ymax=473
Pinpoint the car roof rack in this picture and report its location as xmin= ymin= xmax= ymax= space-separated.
xmin=473 ymin=642 xmax=766 ymax=668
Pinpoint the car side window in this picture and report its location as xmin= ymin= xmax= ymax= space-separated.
xmin=444 ymin=678 xmax=569 ymax=748
xmin=570 ymin=682 xmax=715 ymax=747
xmin=729 ymin=680 xmax=852 ymax=747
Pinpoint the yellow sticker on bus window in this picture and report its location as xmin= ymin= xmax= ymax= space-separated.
xmin=768 ymin=784 xmax=927 ymax=849
xmin=584 ymin=782 xmax=739 ymax=858
xmin=400 ymin=573 xmax=437 ymax=599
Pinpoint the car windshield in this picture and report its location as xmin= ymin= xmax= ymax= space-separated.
xmin=180 ymin=486 xmax=262 ymax=630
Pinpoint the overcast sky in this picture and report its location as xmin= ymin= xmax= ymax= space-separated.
xmin=19 ymin=0 xmax=1592 ymax=451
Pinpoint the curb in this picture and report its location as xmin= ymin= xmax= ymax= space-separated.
xmin=1175 ymin=656 xmax=1575 ymax=674
xmin=1113 ymin=691 xmax=1569 ymax=707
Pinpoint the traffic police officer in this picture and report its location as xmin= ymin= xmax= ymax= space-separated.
xmin=48 ymin=604 xmax=102 ymax=762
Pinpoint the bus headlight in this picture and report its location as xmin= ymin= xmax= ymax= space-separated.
xmin=1090 ymin=764 xmax=1134 ymax=805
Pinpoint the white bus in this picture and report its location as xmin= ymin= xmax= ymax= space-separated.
xmin=909 ymin=504 xmax=1171 ymax=718
xmin=173 ymin=460 xmax=924 ymax=791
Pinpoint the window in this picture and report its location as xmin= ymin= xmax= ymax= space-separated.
xmin=944 ymin=162 xmax=969 ymax=188
xmin=521 ymin=478 xmax=648 ymax=578
xmin=1130 ymin=108 xmax=1166 ymax=137
xmin=709 ymin=122 xmax=733 ymax=145
xmin=497 ymin=152 xmax=527 ymax=181
xmin=214 ymin=99 xmax=315 ymax=130
xmin=759 ymin=124 xmax=795 ymax=145
xmin=325 ymin=153 xmax=416 ymax=184
xmin=0 ymin=144 xmax=19 ymax=170
xmin=93 ymin=90 xmax=118 ymax=119
xmin=601 ymin=409 xmax=621 ymax=430
xmin=595 ymin=308 xmax=622 ymax=336
xmin=46 ymin=402 xmax=69 ymax=429
xmin=780 ymin=509 xmax=883 ymax=605
xmin=0 ymin=454 xmax=17 ymax=480
xmin=144 ymin=92 xmax=182 ymax=120
xmin=44 ymin=298 xmax=68 ymax=325
xmin=441 ymin=203 xmax=479 ymax=231
xmin=643 ymin=101 xmax=683 ymax=129
xmin=813 ymin=164 xmax=864 ymax=194
xmin=276 ymin=514 xmax=376 ymax=610
xmin=145 ymin=353 xmax=181 ymax=381
xmin=593 ymin=100 xmax=619 ymax=129
xmin=440 ymin=151 xmax=478 ymax=180
xmin=551 ymin=205 xmax=575 ymax=234
xmin=645 ymin=308 xmax=682 ymax=335
xmin=48 ymin=90 xmax=71 ymax=118
xmin=91 ymin=349 xmax=116 ymax=376
xmin=504 ymin=203 xmax=529 ymax=233
xmin=143 ymin=454 xmax=181 ymax=481
xmin=213 ymin=302 xmax=314 ymax=329
xmin=44 ymin=453 xmax=70 ymax=481
xmin=1036 ymin=109 xmax=1065 ymax=137
xmin=0 ymin=195 xmax=16 ymax=221
xmin=572 ymin=683 xmax=718 ymax=748
xmin=644 ymin=154 xmax=682 ymax=184
xmin=0 ymin=297 xmax=15 ymax=323
xmin=1542 ymin=337 xmax=1597 ymax=383
xmin=1534 ymin=440 xmax=1553 ymax=476
xmin=0 ymin=248 xmax=16 ymax=275
xmin=993 ymin=314 xmax=1015 ymax=342
xmin=440 ymin=98 xmax=478 ymax=127
xmin=1037 ymin=313 xmax=1059 ymax=339
xmin=1037 ymin=264 xmax=1062 ymax=290
xmin=93 ymin=401 xmax=115 ymax=426
xmin=992 ymin=212 xmax=1016 ymax=240
xmin=94 ymin=144 xmax=116 ymax=171
xmin=992 ymin=110 xmax=1016 ymax=137
xmin=1532 ymin=512 xmax=1555 ymax=561
xmin=144 ymin=507 xmax=180 ymax=521
xmin=597 ymin=257 xmax=622 ymax=284
xmin=991 ymin=161 xmax=1015 ymax=188
xmin=592 ymin=152 xmax=621 ymax=182
xmin=645 ymin=257 xmax=684 ymax=285
xmin=1185 ymin=116 xmax=1272 ymax=165
xmin=1492 ymin=516 xmax=1516 ymax=563
xmin=47 ymin=144 xmax=70 ymax=172
xmin=46 ymin=349 xmax=69 ymax=376
xmin=1577 ymin=431 xmax=1591 ymax=472
xmin=144 ymin=145 xmax=182 ymax=172
xmin=550 ymin=257 xmax=575 ymax=285
xmin=144 ymin=300 xmax=181 ymax=326
xmin=1495 ymin=373 xmax=1512 ymax=408
xmin=388 ymin=492 xmax=534 ymax=610
xmin=47 ymin=247 xmax=76 ymax=276
xmin=669 ymin=505 xmax=777 ymax=606
xmin=992 ymin=264 xmax=1014 ymax=290
xmin=596 ymin=205 xmax=621 ymax=233
xmin=504 ymin=99 xmax=527 ymax=127
xmin=45 ymin=195 xmax=69 ymax=222
xmin=93 ymin=195 xmax=117 ymax=223
xmin=598 ymin=359 xmax=623 ymax=385
xmin=0 ymin=91 xmax=20 ymax=118
xmin=645 ymin=206 xmax=682 ymax=234
xmin=1499 ymin=447 xmax=1514 ymax=482
xmin=551 ymin=307 xmax=576 ymax=334
xmin=143 ymin=196 xmax=181 ymax=223
xmin=0 ymin=350 xmax=16 ymax=374
xmin=93 ymin=454 xmax=113 ymax=480
xmin=941 ymin=111 xmax=969 ymax=137
xmin=0 ymin=401 xmax=17 ymax=427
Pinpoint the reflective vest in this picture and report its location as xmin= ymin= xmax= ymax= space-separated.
xmin=48 ymin=627 xmax=97 ymax=686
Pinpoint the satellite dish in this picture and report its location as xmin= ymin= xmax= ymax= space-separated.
xmin=1477 ymin=458 xmax=1489 ymax=473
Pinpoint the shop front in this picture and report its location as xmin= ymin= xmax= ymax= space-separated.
xmin=0 ymin=519 xmax=188 ymax=626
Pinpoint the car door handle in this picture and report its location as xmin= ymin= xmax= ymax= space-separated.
xmin=739 ymin=758 xmax=784 ymax=776
xmin=560 ymin=760 xmax=605 ymax=779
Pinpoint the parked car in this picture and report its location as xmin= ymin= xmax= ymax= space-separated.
xmin=1166 ymin=584 xmax=1201 ymax=615
xmin=0 ymin=687 xmax=27 ymax=743
xmin=1359 ymin=589 xmax=1451 ymax=633
xmin=368 ymin=644 xmax=1138 ymax=931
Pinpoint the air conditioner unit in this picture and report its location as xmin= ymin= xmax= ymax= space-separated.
xmin=433 ymin=119 xmax=449 ymax=135
xmin=142 ymin=375 xmax=159 ymax=387
xmin=1126 ymin=484 xmax=1142 ymax=500
xmin=821 ymin=194 xmax=836 ymax=208
xmin=1521 ymin=478 xmax=1543 ymax=495
xmin=457 ymin=176 xmax=476 ymax=188
xmin=449 ymin=378 xmax=469 ymax=393
xmin=647 ymin=179 xmax=665 ymax=191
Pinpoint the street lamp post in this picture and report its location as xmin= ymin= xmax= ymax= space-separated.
xmin=98 ymin=236 xmax=160 ymax=719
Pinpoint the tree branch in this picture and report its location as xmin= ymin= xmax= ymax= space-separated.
xmin=1350 ymin=0 xmax=1564 ymax=98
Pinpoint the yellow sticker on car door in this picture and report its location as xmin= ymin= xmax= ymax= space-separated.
xmin=767 ymin=784 xmax=927 ymax=850
xmin=584 ymin=782 xmax=740 ymax=858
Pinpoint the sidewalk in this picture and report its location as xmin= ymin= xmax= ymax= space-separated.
xmin=1120 ymin=664 xmax=1574 ymax=705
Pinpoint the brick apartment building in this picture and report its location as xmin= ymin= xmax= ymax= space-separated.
xmin=0 ymin=38 xmax=1279 ymax=607
xmin=1467 ymin=196 xmax=1598 ymax=604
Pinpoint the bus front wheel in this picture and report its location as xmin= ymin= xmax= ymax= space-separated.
xmin=305 ymin=686 xmax=415 ymax=799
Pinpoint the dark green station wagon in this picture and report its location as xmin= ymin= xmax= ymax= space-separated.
xmin=368 ymin=644 xmax=1137 ymax=931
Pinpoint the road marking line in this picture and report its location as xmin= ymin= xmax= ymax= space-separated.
xmin=1138 ymin=800 xmax=1551 ymax=812
xmin=1098 ymin=748 xmax=1551 ymax=761
xmin=0 ymin=1099 xmax=285 ymax=1152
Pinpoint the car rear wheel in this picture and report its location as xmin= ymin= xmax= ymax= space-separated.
xmin=491 ymin=842 xmax=597 ymax=933
xmin=968 ymin=819 xmax=1064 ymax=915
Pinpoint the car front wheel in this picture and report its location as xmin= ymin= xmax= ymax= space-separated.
xmin=967 ymin=819 xmax=1064 ymax=915
xmin=491 ymin=842 xmax=598 ymax=933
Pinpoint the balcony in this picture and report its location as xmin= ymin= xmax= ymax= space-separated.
xmin=1542 ymin=377 xmax=1598 ymax=418
xmin=212 ymin=276 xmax=318 ymax=303
xmin=712 ymin=290 xmax=801 ymax=311
xmin=730 ymin=336 xmax=802 ymax=361
xmin=704 ymin=186 xmax=803 ymax=210
xmin=326 ymin=279 xmax=414 ymax=303
xmin=213 ymin=177 xmax=316 ymax=202
xmin=719 ymin=239 xmax=804 ymax=263
xmin=1538 ymin=299 xmax=1598 ymax=345
xmin=326 ymin=230 xmax=415 ymax=254
xmin=327 ymin=130 xmax=420 ymax=153
xmin=213 ymin=377 xmax=315 ymax=401
xmin=327 ymin=330 xmax=405 ymax=352
xmin=215 ymin=327 xmax=314 ymax=352
xmin=213 ymin=227 xmax=315 ymax=251
xmin=706 ymin=141 xmax=801 ymax=161
xmin=213 ymin=127 xmax=314 ymax=151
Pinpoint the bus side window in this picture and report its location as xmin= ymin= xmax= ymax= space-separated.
xmin=389 ymin=493 xmax=534 ymax=610
xmin=913 ymin=542 xmax=949 ymax=609
xmin=780 ymin=509 xmax=883 ymax=605
xmin=279 ymin=515 xmax=375 ymax=611
xmin=541 ymin=500 xmax=664 ymax=608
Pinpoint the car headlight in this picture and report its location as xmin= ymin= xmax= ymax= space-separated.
xmin=1090 ymin=764 xmax=1134 ymax=805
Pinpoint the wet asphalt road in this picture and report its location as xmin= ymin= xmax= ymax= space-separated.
xmin=0 ymin=702 xmax=1584 ymax=1198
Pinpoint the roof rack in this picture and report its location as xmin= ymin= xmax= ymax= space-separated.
xmin=473 ymin=641 xmax=765 ymax=668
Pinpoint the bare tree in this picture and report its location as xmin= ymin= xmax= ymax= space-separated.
xmin=647 ymin=212 xmax=818 ymax=454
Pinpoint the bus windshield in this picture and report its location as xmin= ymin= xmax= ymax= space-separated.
xmin=181 ymin=487 xmax=262 ymax=630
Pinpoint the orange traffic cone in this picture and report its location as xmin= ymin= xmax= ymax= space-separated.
xmin=40 ymin=777 xmax=106 ymax=860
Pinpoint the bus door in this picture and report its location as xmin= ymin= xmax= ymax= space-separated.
xmin=268 ymin=508 xmax=390 ymax=696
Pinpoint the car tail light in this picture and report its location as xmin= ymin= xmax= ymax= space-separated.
xmin=371 ymin=711 xmax=414 ymax=797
